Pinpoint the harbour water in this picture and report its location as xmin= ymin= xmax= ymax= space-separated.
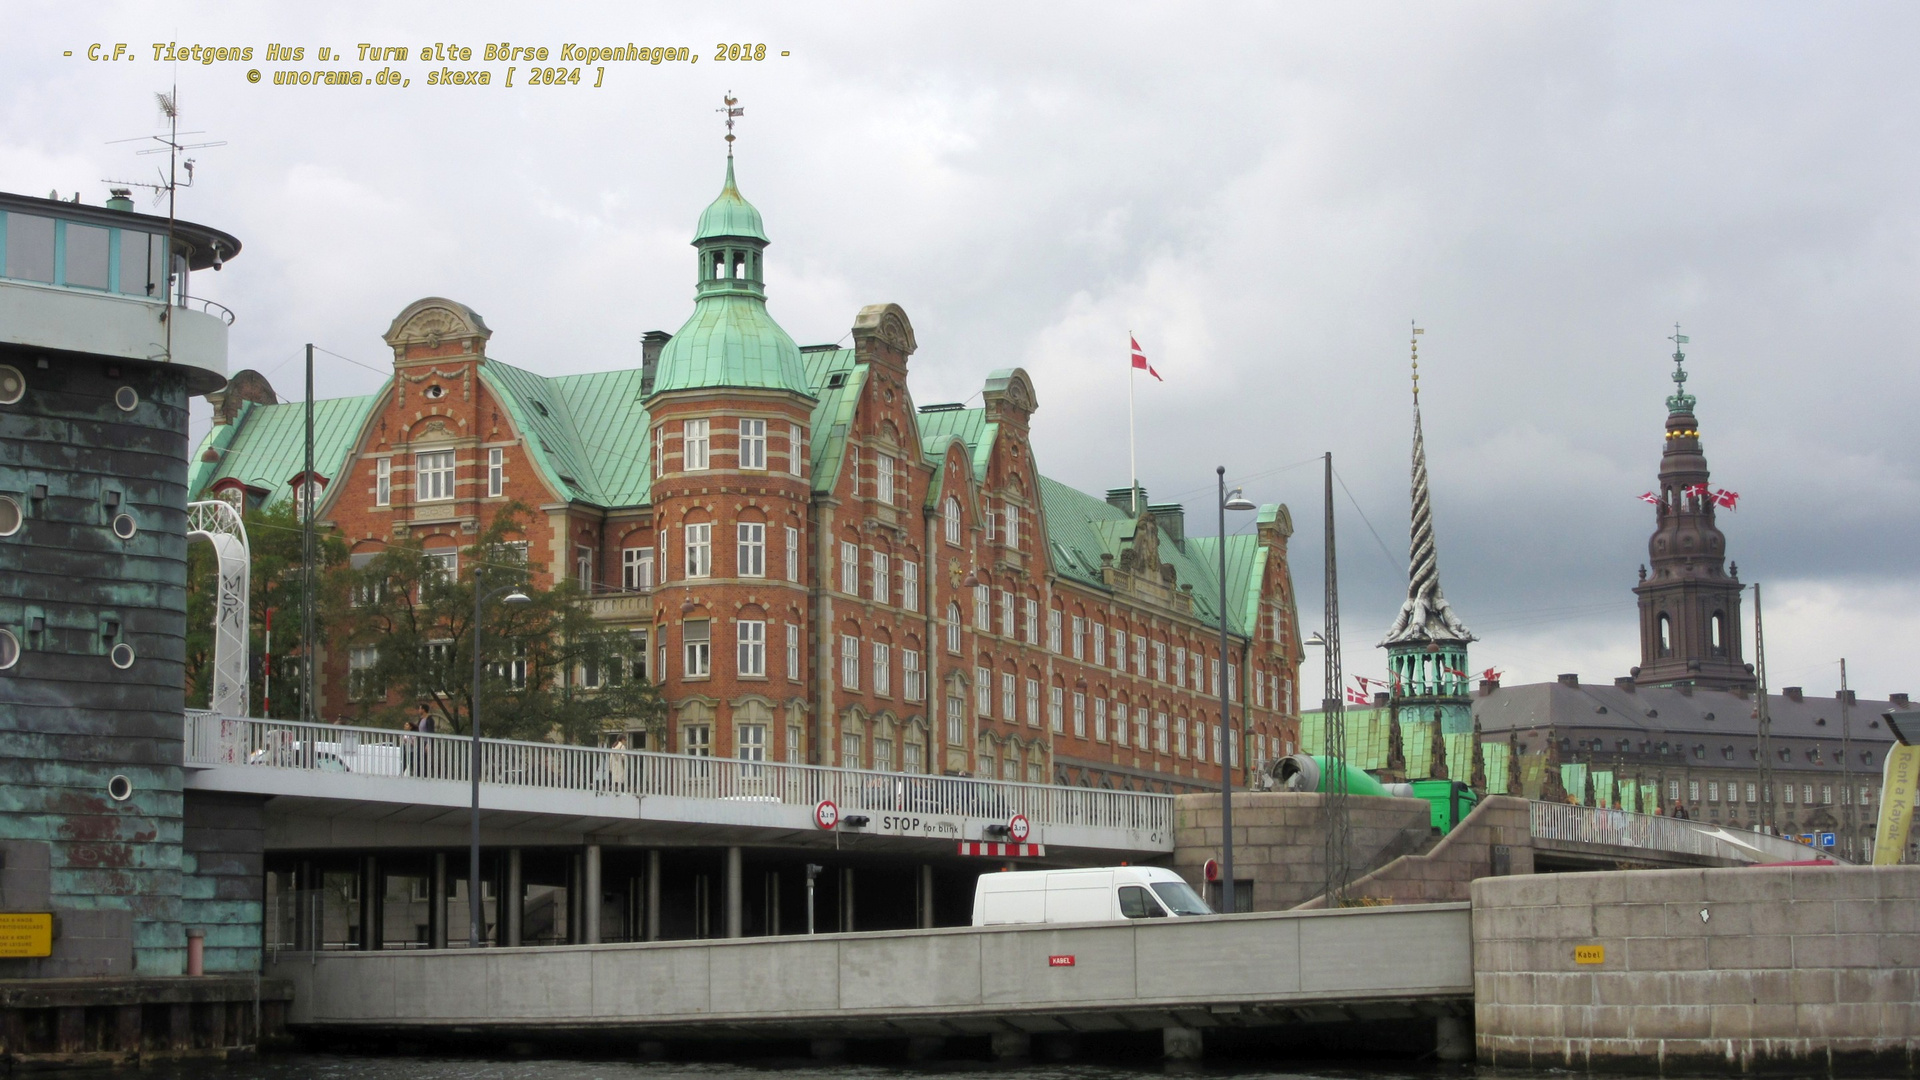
xmin=63 ymin=1057 xmax=1530 ymax=1080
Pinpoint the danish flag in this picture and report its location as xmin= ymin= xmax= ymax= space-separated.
xmin=1685 ymin=482 xmax=1711 ymax=500
xmin=1712 ymin=488 xmax=1740 ymax=510
xmin=1345 ymin=688 xmax=1370 ymax=705
xmin=1480 ymin=666 xmax=1503 ymax=682
xmin=1130 ymin=336 xmax=1162 ymax=382
xmin=1637 ymin=492 xmax=1661 ymax=505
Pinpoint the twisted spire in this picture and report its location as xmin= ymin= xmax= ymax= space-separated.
xmin=1382 ymin=325 xmax=1474 ymax=646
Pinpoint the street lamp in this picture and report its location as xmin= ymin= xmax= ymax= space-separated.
xmin=469 ymin=568 xmax=530 ymax=947
xmin=1214 ymin=467 xmax=1258 ymax=913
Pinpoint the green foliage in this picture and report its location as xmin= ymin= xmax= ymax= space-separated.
xmin=339 ymin=503 xmax=666 ymax=745
xmin=185 ymin=500 xmax=349 ymax=716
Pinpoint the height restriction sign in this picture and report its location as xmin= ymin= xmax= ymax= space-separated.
xmin=815 ymin=800 xmax=839 ymax=830
xmin=1008 ymin=815 xmax=1030 ymax=842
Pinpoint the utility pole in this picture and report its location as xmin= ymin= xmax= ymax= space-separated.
xmin=1321 ymin=452 xmax=1349 ymax=907
xmin=301 ymin=343 xmax=316 ymax=723
xmin=1753 ymin=583 xmax=1774 ymax=833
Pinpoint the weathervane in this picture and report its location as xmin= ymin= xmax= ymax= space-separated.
xmin=1666 ymin=322 xmax=1695 ymax=413
xmin=718 ymin=92 xmax=743 ymax=154
xmin=1410 ymin=321 xmax=1424 ymax=401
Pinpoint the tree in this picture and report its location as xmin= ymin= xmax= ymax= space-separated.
xmin=185 ymin=500 xmax=349 ymax=717
xmin=340 ymin=504 xmax=666 ymax=744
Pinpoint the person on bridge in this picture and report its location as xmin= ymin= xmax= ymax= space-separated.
xmin=608 ymin=735 xmax=630 ymax=793
xmin=401 ymin=720 xmax=419 ymax=777
xmin=1671 ymin=800 xmax=1690 ymax=820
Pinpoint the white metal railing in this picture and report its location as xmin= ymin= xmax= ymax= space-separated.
xmin=183 ymin=712 xmax=1170 ymax=837
xmin=1529 ymin=801 xmax=1837 ymax=865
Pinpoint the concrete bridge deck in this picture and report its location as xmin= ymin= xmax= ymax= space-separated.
xmin=269 ymin=904 xmax=1472 ymax=1042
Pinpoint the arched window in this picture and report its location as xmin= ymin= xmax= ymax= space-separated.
xmin=946 ymin=604 xmax=962 ymax=654
xmin=943 ymin=496 xmax=961 ymax=545
xmin=1657 ymin=613 xmax=1673 ymax=657
xmin=1710 ymin=611 xmax=1727 ymax=656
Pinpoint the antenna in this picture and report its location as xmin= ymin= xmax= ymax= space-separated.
xmin=718 ymin=91 xmax=744 ymax=153
xmin=100 ymin=86 xmax=226 ymax=364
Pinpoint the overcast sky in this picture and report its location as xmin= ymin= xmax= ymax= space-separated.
xmin=7 ymin=2 xmax=1915 ymax=701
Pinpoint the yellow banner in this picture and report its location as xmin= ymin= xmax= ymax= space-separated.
xmin=1873 ymin=744 xmax=1920 ymax=866
xmin=0 ymin=913 xmax=52 ymax=958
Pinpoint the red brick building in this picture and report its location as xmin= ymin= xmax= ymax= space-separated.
xmin=192 ymin=155 xmax=1305 ymax=793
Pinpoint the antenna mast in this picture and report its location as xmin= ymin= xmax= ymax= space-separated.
xmin=1841 ymin=657 xmax=1852 ymax=858
xmin=1754 ymin=583 xmax=1774 ymax=833
xmin=1322 ymin=451 xmax=1349 ymax=907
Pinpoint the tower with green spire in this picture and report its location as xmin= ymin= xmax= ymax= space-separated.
xmin=647 ymin=154 xmax=811 ymax=400
xmin=1379 ymin=327 xmax=1476 ymax=780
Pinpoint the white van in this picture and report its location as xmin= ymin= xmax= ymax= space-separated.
xmin=971 ymin=866 xmax=1213 ymax=926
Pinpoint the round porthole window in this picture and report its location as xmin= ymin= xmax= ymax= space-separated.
xmin=112 ymin=513 xmax=137 ymax=540
xmin=0 ymin=365 xmax=24 ymax=405
xmin=114 ymin=386 xmax=139 ymax=412
xmin=425 ymin=385 xmax=445 ymax=399
xmin=109 ymin=642 xmax=135 ymax=669
xmin=107 ymin=775 xmax=134 ymax=802
xmin=0 ymin=628 xmax=19 ymax=670
xmin=0 ymin=496 xmax=20 ymax=537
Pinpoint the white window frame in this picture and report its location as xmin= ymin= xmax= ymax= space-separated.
xmin=945 ymin=605 xmax=961 ymax=654
xmin=902 ymin=560 xmax=919 ymax=613
xmin=788 ymin=423 xmax=804 ymax=476
xmin=1049 ymin=685 xmax=1064 ymax=732
xmin=1048 ymin=609 xmax=1062 ymax=653
xmin=683 ymin=723 xmax=712 ymax=757
xmin=1153 ymin=641 xmax=1167 ymax=682
xmin=947 ymin=690 xmax=965 ymax=745
xmin=652 ymin=425 xmax=665 ymax=479
xmin=1092 ymin=623 xmax=1106 ymax=666
xmin=1115 ymin=702 xmax=1130 ymax=747
xmin=1024 ymin=599 xmax=1039 ymax=644
xmin=1173 ymin=646 xmax=1186 ymax=688
xmin=1094 ymin=698 xmax=1108 ymax=742
xmin=904 ymin=650 xmax=923 ymax=702
xmin=1071 ymin=617 xmax=1085 ymax=660
xmin=1072 ymin=692 xmax=1086 ymax=738
xmin=840 ymin=634 xmax=860 ymax=690
xmin=976 ymin=666 xmax=991 ymax=715
xmin=416 ymin=449 xmax=455 ymax=502
xmin=685 ymin=523 xmax=712 ymax=578
xmin=974 ymin=585 xmax=991 ymax=630
xmin=487 ymin=447 xmax=504 ymax=497
xmin=943 ymin=497 xmax=961 ymax=545
xmin=622 ymin=548 xmax=654 ymax=590
xmin=1005 ymin=504 xmax=1020 ymax=549
xmin=876 ymin=454 xmax=895 ymax=504
xmin=737 ymin=522 xmax=766 ymax=577
xmin=683 ymin=419 xmax=710 ymax=471
xmin=737 ymin=620 xmax=766 ymax=677
xmin=1001 ymin=672 xmax=1016 ymax=720
xmin=873 ymin=641 xmax=892 ymax=696
xmin=575 ymin=545 xmax=594 ymax=590
xmin=1000 ymin=591 xmax=1015 ymax=638
xmin=683 ymin=621 xmax=711 ymax=678
xmin=785 ymin=526 xmax=800 ymax=583
xmin=739 ymin=418 xmax=767 ymax=470
xmin=840 ymin=541 xmax=859 ymax=595
xmin=737 ymin=723 xmax=767 ymax=763
xmin=786 ymin=623 xmax=800 ymax=680
xmin=872 ymin=551 xmax=890 ymax=605
xmin=375 ymin=457 xmax=391 ymax=506
xmin=424 ymin=550 xmax=458 ymax=585
xmin=1026 ymin=678 xmax=1041 ymax=728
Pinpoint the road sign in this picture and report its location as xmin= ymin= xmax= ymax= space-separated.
xmin=814 ymin=800 xmax=839 ymax=830
xmin=1008 ymin=814 xmax=1030 ymax=842
xmin=1203 ymin=858 xmax=1220 ymax=882
xmin=1820 ymin=832 xmax=1836 ymax=848
xmin=1799 ymin=834 xmax=1816 ymax=846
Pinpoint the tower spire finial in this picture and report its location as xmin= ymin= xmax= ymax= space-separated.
xmin=1666 ymin=322 xmax=1695 ymax=414
xmin=718 ymin=92 xmax=743 ymax=156
xmin=1410 ymin=320 xmax=1423 ymax=402
xmin=1380 ymin=323 xmax=1473 ymax=649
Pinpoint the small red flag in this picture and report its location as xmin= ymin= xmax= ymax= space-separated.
xmin=1713 ymin=489 xmax=1740 ymax=510
xmin=1637 ymin=492 xmax=1661 ymax=505
xmin=1130 ymin=336 xmax=1162 ymax=382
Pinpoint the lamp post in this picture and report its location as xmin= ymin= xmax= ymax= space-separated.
xmin=469 ymin=568 xmax=530 ymax=947
xmin=1214 ymin=467 xmax=1258 ymax=913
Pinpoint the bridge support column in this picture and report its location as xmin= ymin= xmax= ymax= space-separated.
xmin=1162 ymin=1026 xmax=1203 ymax=1062
xmin=358 ymin=855 xmax=378 ymax=951
xmin=645 ymin=850 xmax=662 ymax=941
xmin=840 ymin=867 xmax=856 ymax=932
xmin=990 ymin=1032 xmax=1030 ymax=1061
xmin=430 ymin=852 xmax=447 ymax=949
xmin=1434 ymin=1015 xmax=1472 ymax=1062
xmin=584 ymin=844 xmax=603 ymax=945
xmin=918 ymin=864 xmax=934 ymax=928
xmin=725 ymin=846 xmax=743 ymax=939
xmin=505 ymin=848 xmax=522 ymax=947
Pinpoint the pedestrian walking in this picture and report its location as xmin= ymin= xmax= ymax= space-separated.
xmin=1671 ymin=800 xmax=1690 ymax=820
xmin=401 ymin=720 xmax=418 ymax=777
xmin=608 ymin=735 xmax=629 ymax=793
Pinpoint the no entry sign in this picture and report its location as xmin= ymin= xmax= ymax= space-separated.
xmin=815 ymin=800 xmax=839 ymax=830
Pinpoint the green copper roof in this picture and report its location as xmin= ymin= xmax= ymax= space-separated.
xmin=695 ymin=156 xmax=768 ymax=242
xmin=915 ymin=405 xmax=999 ymax=481
xmin=188 ymin=392 xmax=381 ymax=507
xmin=652 ymin=293 xmax=811 ymax=397
xmin=804 ymin=346 xmax=865 ymax=493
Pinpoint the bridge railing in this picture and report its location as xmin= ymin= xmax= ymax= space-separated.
xmin=1529 ymin=800 xmax=1834 ymax=864
xmin=184 ymin=712 xmax=1169 ymax=836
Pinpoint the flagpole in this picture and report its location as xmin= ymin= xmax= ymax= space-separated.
xmin=1128 ymin=333 xmax=1138 ymax=516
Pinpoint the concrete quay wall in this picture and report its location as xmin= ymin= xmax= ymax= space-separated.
xmin=1172 ymin=792 xmax=1434 ymax=910
xmin=1473 ymin=864 xmax=1920 ymax=1075
xmin=269 ymin=904 xmax=1472 ymax=1040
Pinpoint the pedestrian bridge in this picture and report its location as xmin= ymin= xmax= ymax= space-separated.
xmin=268 ymin=903 xmax=1472 ymax=1044
xmin=183 ymin=714 xmax=1172 ymax=859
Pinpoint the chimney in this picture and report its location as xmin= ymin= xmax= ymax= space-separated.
xmin=1147 ymin=503 xmax=1185 ymax=547
xmin=106 ymin=188 xmax=134 ymax=212
xmin=1837 ymin=689 xmax=1856 ymax=705
xmin=1372 ymin=691 xmax=1389 ymax=707
xmin=1105 ymin=486 xmax=1147 ymax=515
xmin=1557 ymin=673 xmax=1580 ymax=688
xmin=1614 ymin=676 xmax=1636 ymax=692
xmin=1784 ymin=686 xmax=1803 ymax=702
xmin=1479 ymin=678 xmax=1500 ymax=696
xmin=639 ymin=330 xmax=671 ymax=396
xmin=1893 ymin=693 xmax=1911 ymax=708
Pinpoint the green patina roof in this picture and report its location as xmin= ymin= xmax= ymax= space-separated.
xmin=652 ymin=293 xmax=810 ymax=397
xmin=915 ymin=404 xmax=999 ymax=483
xmin=482 ymin=358 xmax=652 ymax=507
xmin=189 ymin=392 xmax=382 ymax=507
xmin=804 ymin=346 xmax=865 ymax=493
xmin=694 ymin=156 xmax=768 ymax=242
xmin=1036 ymin=475 xmax=1264 ymax=638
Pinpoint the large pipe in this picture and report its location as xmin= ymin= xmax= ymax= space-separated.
xmin=1271 ymin=754 xmax=1415 ymax=800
